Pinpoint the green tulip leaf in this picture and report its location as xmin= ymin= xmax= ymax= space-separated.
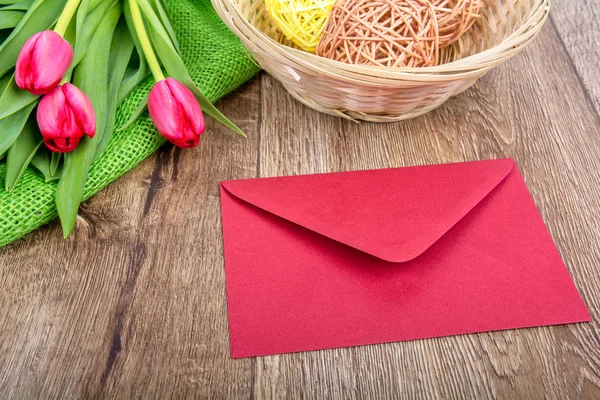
xmin=119 ymin=0 xmax=149 ymax=103
xmin=152 ymin=0 xmax=179 ymax=54
xmin=30 ymin=151 xmax=52 ymax=180
xmin=0 ymin=10 xmax=24 ymax=30
xmin=0 ymin=0 xmax=68 ymax=77
xmin=0 ymin=74 xmax=38 ymax=120
xmin=137 ymin=0 xmax=176 ymax=53
xmin=56 ymin=2 xmax=121 ymax=238
xmin=0 ymin=70 xmax=11 ymax=93
xmin=0 ymin=101 xmax=35 ymax=156
xmin=72 ymin=0 xmax=119 ymax=68
xmin=0 ymin=1 xmax=34 ymax=11
xmin=71 ymin=0 xmax=89 ymax=49
xmin=118 ymin=56 xmax=149 ymax=105
xmin=5 ymin=116 xmax=43 ymax=191
xmin=31 ymin=147 xmax=61 ymax=182
xmin=94 ymin=17 xmax=134 ymax=159
xmin=50 ymin=151 xmax=61 ymax=176
xmin=138 ymin=0 xmax=246 ymax=137
xmin=60 ymin=4 xmax=77 ymax=51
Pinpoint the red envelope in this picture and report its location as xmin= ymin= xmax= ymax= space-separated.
xmin=220 ymin=159 xmax=591 ymax=358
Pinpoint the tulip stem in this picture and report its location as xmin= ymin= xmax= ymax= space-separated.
xmin=54 ymin=0 xmax=82 ymax=37
xmin=129 ymin=0 xmax=165 ymax=82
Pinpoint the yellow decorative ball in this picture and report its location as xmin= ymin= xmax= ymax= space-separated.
xmin=265 ymin=0 xmax=335 ymax=53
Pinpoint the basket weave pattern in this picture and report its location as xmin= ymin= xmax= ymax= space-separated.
xmin=212 ymin=0 xmax=549 ymax=121
xmin=316 ymin=0 xmax=441 ymax=68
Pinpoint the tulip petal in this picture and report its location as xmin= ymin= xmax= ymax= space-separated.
xmin=45 ymin=137 xmax=80 ymax=153
xmin=36 ymin=84 xmax=96 ymax=153
xmin=165 ymin=78 xmax=205 ymax=136
xmin=148 ymin=80 xmax=184 ymax=141
xmin=62 ymin=83 xmax=96 ymax=137
xmin=30 ymin=32 xmax=73 ymax=95
xmin=15 ymin=32 xmax=42 ymax=90
xmin=15 ymin=31 xmax=73 ymax=95
xmin=179 ymin=124 xmax=201 ymax=148
xmin=37 ymin=85 xmax=67 ymax=139
xmin=148 ymin=78 xmax=205 ymax=148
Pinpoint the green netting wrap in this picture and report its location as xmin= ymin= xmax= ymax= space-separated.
xmin=0 ymin=0 xmax=259 ymax=248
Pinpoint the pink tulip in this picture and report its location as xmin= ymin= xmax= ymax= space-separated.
xmin=148 ymin=78 xmax=206 ymax=148
xmin=15 ymin=30 xmax=73 ymax=95
xmin=37 ymin=83 xmax=96 ymax=153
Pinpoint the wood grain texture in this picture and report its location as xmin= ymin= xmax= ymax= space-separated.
xmin=1 ymin=5 xmax=600 ymax=399
xmin=0 ymin=79 xmax=260 ymax=399
xmin=551 ymin=0 xmax=600 ymax=114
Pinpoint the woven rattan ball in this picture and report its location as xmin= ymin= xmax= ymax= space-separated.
xmin=265 ymin=0 xmax=336 ymax=53
xmin=433 ymin=0 xmax=482 ymax=47
xmin=316 ymin=0 xmax=440 ymax=68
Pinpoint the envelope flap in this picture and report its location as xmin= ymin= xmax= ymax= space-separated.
xmin=221 ymin=159 xmax=515 ymax=262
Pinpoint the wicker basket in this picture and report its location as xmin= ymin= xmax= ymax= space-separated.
xmin=212 ymin=0 xmax=550 ymax=122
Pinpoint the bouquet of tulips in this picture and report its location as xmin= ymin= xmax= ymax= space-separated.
xmin=0 ymin=0 xmax=243 ymax=237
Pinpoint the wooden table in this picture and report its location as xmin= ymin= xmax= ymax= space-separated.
xmin=1 ymin=2 xmax=599 ymax=398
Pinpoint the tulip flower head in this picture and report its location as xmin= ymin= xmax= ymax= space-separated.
xmin=37 ymin=83 xmax=96 ymax=153
xmin=148 ymin=78 xmax=206 ymax=148
xmin=15 ymin=30 xmax=74 ymax=95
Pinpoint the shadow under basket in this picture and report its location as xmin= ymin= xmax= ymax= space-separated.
xmin=212 ymin=0 xmax=550 ymax=122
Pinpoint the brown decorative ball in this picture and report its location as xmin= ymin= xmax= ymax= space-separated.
xmin=432 ymin=0 xmax=482 ymax=48
xmin=316 ymin=0 xmax=440 ymax=68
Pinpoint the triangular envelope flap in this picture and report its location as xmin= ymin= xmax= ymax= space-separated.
xmin=222 ymin=159 xmax=515 ymax=262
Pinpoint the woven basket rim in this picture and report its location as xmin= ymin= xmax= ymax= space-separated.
xmin=215 ymin=0 xmax=550 ymax=78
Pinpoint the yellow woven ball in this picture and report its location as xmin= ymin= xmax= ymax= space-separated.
xmin=265 ymin=0 xmax=335 ymax=53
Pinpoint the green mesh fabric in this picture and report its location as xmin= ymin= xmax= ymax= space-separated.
xmin=0 ymin=0 xmax=259 ymax=248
